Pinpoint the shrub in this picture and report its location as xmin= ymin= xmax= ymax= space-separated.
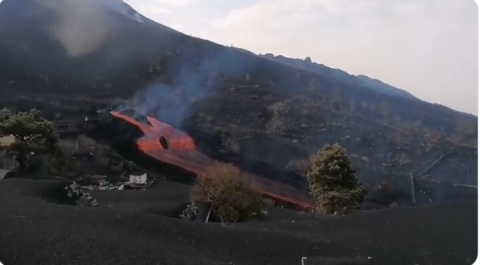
xmin=306 ymin=143 xmax=366 ymax=215
xmin=0 ymin=108 xmax=59 ymax=171
xmin=191 ymin=163 xmax=266 ymax=222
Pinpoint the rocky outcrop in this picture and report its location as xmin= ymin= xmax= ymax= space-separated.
xmin=180 ymin=203 xmax=200 ymax=221
xmin=180 ymin=202 xmax=210 ymax=222
xmin=63 ymin=182 xmax=98 ymax=207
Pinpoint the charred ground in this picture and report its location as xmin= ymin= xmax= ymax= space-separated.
xmin=0 ymin=1 xmax=477 ymax=264
xmin=0 ymin=0 xmax=477 ymax=189
xmin=0 ymin=178 xmax=477 ymax=265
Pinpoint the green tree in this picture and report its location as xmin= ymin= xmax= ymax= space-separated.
xmin=0 ymin=108 xmax=59 ymax=171
xmin=306 ymin=143 xmax=366 ymax=215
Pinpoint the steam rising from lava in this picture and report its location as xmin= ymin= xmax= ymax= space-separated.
xmin=117 ymin=47 xmax=255 ymax=128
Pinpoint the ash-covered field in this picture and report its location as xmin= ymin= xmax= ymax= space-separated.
xmin=0 ymin=178 xmax=476 ymax=265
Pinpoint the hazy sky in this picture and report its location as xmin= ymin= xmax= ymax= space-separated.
xmin=123 ymin=0 xmax=478 ymax=115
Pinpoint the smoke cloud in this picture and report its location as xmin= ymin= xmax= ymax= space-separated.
xmin=39 ymin=0 xmax=111 ymax=57
xmin=119 ymin=47 xmax=254 ymax=128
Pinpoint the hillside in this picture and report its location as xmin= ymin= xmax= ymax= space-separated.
xmin=259 ymin=53 xmax=419 ymax=100
xmin=0 ymin=0 xmax=477 ymax=191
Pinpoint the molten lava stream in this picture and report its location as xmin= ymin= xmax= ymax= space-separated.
xmin=111 ymin=111 xmax=315 ymax=211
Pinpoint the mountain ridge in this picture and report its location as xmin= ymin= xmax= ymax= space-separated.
xmin=259 ymin=53 xmax=477 ymax=117
xmin=259 ymin=53 xmax=413 ymax=101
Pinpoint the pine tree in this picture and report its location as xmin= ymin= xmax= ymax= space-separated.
xmin=307 ymin=143 xmax=366 ymax=215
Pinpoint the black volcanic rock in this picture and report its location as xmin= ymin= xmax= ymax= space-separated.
xmin=0 ymin=0 xmax=476 ymax=192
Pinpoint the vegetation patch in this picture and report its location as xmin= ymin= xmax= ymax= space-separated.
xmin=307 ymin=143 xmax=367 ymax=215
xmin=189 ymin=163 xmax=267 ymax=222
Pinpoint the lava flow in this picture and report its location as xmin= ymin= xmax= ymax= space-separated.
xmin=110 ymin=109 xmax=316 ymax=211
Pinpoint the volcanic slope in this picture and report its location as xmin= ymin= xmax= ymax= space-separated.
xmin=0 ymin=0 xmax=477 ymax=188
xmin=259 ymin=53 xmax=418 ymax=100
xmin=80 ymin=111 xmax=477 ymax=212
xmin=0 ymin=178 xmax=477 ymax=265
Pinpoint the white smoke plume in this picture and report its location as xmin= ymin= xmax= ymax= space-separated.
xmin=38 ymin=0 xmax=112 ymax=57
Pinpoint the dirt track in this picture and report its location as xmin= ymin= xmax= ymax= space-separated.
xmin=0 ymin=178 xmax=476 ymax=265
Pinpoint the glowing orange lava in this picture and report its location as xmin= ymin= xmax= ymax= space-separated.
xmin=110 ymin=111 xmax=315 ymax=211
